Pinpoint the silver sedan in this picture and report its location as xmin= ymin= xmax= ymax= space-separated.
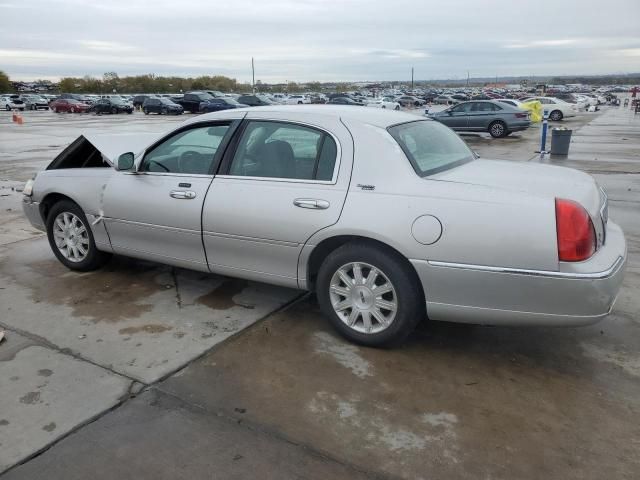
xmin=22 ymin=106 xmax=627 ymax=346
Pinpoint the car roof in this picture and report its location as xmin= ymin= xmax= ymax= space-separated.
xmin=192 ymin=105 xmax=421 ymax=129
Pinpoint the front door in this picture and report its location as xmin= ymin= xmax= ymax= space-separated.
xmin=440 ymin=103 xmax=471 ymax=130
xmin=202 ymin=118 xmax=351 ymax=287
xmin=102 ymin=122 xmax=236 ymax=271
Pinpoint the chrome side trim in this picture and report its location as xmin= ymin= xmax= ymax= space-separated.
xmin=104 ymin=217 xmax=200 ymax=235
xmin=203 ymin=230 xmax=299 ymax=248
xmin=427 ymin=256 xmax=624 ymax=280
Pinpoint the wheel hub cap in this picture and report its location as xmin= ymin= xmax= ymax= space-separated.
xmin=52 ymin=212 xmax=90 ymax=263
xmin=329 ymin=262 xmax=397 ymax=334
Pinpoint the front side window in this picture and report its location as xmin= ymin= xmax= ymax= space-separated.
xmin=228 ymin=121 xmax=337 ymax=181
xmin=141 ymin=124 xmax=230 ymax=175
xmin=388 ymin=120 xmax=474 ymax=177
xmin=450 ymin=103 xmax=471 ymax=113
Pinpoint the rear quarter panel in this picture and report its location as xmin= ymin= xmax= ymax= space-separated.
xmin=301 ymin=119 xmax=559 ymax=283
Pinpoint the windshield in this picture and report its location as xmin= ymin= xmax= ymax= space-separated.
xmin=224 ymin=98 xmax=241 ymax=105
xmin=160 ymin=98 xmax=175 ymax=105
xmin=111 ymin=97 xmax=126 ymax=104
xmin=388 ymin=120 xmax=474 ymax=176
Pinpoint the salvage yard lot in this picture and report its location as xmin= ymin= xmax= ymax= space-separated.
xmin=1 ymin=105 xmax=639 ymax=479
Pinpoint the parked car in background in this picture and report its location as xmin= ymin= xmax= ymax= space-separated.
xmin=521 ymin=97 xmax=577 ymax=121
xmin=397 ymin=96 xmax=425 ymax=107
xmin=327 ymin=97 xmax=363 ymax=106
xmin=133 ymin=95 xmax=156 ymax=108
xmin=285 ymin=95 xmax=311 ymax=105
xmin=1 ymin=95 xmax=25 ymax=111
xmin=199 ymin=97 xmax=246 ymax=113
xmin=20 ymin=94 xmax=49 ymax=110
xmin=175 ymin=91 xmax=214 ymax=113
xmin=434 ymin=95 xmax=456 ymax=105
xmin=60 ymin=93 xmax=95 ymax=105
xmin=22 ymin=106 xmax=626 ymax=347
xmin=90 ymin=97 xmax=134 ymax=114
xmin=237 ymin=95 xmax=274 ymax=106
xmin=429 ymin=100 xmax=530 ymax=138
xmin=367 ymin=97 xmax=401 ymax=110
xmin=49 ymin=98 xmax=91 ymax=113
xmin=495 ymin=98 xmax=526 ymax=109
xmin=142 ymin=97 xmax=184 ymax=115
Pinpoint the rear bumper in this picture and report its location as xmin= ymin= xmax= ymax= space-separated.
xmin=507 ymin=120 xmax=531 ymax=131
xmin=412 ymin=221 xmax=627 ymax=326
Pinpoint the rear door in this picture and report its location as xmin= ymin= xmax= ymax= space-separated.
xmin=466 ymin=102 xmax=497 ymax=130
xmin=202 ymin=114 xmax=352 ymax=287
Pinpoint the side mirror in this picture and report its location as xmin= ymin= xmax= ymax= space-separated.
xmin=116 ymin=152 xmax=135 ymax=171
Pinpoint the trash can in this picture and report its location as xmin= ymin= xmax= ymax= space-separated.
xmin=550 ymin=128 xmax=572 ymax=155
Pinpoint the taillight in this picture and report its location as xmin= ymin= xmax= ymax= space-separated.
xmin=555 ymin=198 xmax=596 ymax=262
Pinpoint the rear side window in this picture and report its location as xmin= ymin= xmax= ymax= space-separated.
xmin=228 ymin=121 xmax=338 ymax=181
xmin=388 ymin=120 xmax=474 ymax=177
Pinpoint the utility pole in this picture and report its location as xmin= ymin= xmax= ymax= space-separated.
xmin=411 ymin=67 xmax=414 ymax=90
xmin=466 ymin=71 xmax=469 ymax=88
xmin=252 ymin=57 xmax=255 ymax=94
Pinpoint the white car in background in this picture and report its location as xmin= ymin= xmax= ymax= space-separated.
xmin=285 ymin=94 xmax=311 ymax=105
xmin=495 ymin=98 xmax=526 ymax=110
xmin=521 ymin=97 xmax=577 ymax=121
xmin=1 ymin=95 xmax=26 ymax=111
xmin=367 ymin=97 xmax=401 ymax=110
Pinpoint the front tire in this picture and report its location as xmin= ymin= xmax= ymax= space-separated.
xmin=549 ymin=110 xmax=563 ymax=121
xmin=489 ymin=120 xmax=507 ymax=138
xmin=46 ymin=200 xmax=110 ymax=271
xmin=316 ymin=242 xmax=424 ymax=347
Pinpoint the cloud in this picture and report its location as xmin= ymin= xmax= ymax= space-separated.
xmin=79 ymin=40 xmax=137 ymax=52
xmin=1 ymin=0 xmax=639 ymax=82
xmin=505 ymin=39 xmax=580 ymax=49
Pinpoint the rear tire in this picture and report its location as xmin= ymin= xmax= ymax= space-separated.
xmin=549 ymin=110 xmax=563 ymax=121
xmin=316 ymin=242 xmax=424 ymax=347
xmin=489 ymin=120 xmax=507 ymax=138
xmin=46 ymin=200 xmax=111 ymax=272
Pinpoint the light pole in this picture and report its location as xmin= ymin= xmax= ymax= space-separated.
xmin=252 ymin=57 xmax=255 ymax=94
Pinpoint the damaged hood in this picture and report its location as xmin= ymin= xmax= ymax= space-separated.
xmin=47 ymin=132 xmax=163 ymax=170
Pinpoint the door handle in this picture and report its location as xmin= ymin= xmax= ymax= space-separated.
xmin=293 ymin=198 xmax=330 ymax=209
xmin=170 ymin=190 xmax=197 ymax=199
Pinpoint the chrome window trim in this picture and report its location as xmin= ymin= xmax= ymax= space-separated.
xmin=427 ymin=256 xmax=624 ymax=280
xmin=228 ymin=117 xmax=342 ymax=185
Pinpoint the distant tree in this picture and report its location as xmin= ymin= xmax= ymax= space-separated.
xmin=103 ymin=71 xmax=119 ymax=92
xmin=0 ymin=70 xmax=11 ymax=92
xmin=58 ymin=77 xmax=78 ymax=93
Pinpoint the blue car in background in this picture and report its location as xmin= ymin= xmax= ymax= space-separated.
xmin=199 ymin=97 xmax=247 ymax=113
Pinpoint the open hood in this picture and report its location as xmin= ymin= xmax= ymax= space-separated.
xmin=47 ymin=133 xmax=161 ymax=170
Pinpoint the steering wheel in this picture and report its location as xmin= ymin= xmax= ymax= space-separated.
xmin=178 ymin=150 xmax=205 ymax=174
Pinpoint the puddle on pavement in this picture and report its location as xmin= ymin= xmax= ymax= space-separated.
xmin=118 ymin=324 xmax=173 ymax=335
xmin=196 ymin=278 xmax=254 ymax=310
xmin=18 ymin=256 xmax=168 ymax=323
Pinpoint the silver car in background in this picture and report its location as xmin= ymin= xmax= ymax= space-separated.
xmin=429 ymin=100 xmax=531 ymax=137
xmin=22 ymin=106 xmax=626 ymax=347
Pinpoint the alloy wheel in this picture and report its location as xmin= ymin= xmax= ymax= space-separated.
xmin=490 ymin=122 xmax=505 ymax=137
xmin=329 ymin=262 xmax=397 ymax=334
xmin=52 ymin=212 xmax=90 ymax=263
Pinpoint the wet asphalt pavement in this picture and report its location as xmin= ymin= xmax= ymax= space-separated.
xmin=0 ymin=104 xmax=639 ymax=479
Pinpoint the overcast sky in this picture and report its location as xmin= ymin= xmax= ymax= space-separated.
xmin=1 ymin=0 xmax=639 ymax=82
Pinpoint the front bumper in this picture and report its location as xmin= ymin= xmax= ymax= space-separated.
xmin=412 ymin=221 xmax=627 ymax=326
xmin=22 ymin=198 xmax=45 ymax=231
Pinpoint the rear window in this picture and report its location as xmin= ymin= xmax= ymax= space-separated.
xmin=387 ymin=120 xmax=474 ymax=176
